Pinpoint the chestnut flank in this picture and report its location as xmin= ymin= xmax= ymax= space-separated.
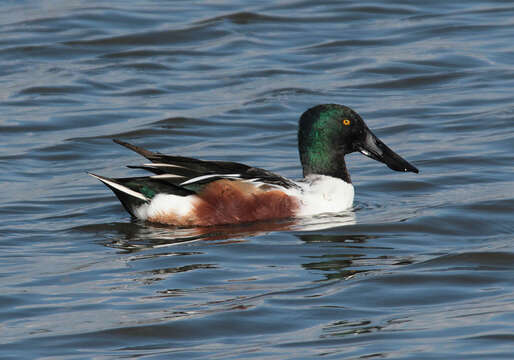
xmin=148 ymin=179 xmax=299 ymax=226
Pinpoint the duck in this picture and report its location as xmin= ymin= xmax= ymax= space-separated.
xmin=89 ymin=104 xmax=418 ymax=226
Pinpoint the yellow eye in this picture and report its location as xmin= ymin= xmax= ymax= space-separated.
xmin=342 ymin=119 xmax=351 ymax=126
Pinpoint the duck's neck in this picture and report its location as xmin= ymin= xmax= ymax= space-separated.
xmin=299 ymin=147 xmax=352 ymax=184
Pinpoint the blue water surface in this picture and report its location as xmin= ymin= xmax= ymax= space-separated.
xmin=1 ymin=1 xmax=513 ymax=359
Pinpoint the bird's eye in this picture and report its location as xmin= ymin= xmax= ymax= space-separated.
xmin=342 ymin=119 xmax=351 ymax=126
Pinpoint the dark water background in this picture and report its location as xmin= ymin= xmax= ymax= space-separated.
xmin=1 ymin=1 xmax=514 ymax=359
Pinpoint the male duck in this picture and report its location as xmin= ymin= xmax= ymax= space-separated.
xmin=90 ymin=104 xmax=418 ymax=226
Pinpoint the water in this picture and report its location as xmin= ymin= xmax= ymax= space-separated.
xmin=1 ymin=1 xmax=513 ymax=358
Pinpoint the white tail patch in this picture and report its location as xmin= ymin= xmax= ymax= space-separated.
xmin=133 ymin=193 xmax=196 ymax=222
xmin=88 ymin=173 xmax=149 ymax=201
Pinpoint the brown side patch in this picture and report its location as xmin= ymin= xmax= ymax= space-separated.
xmin=193 ymin=179 xmax=299 ymax=226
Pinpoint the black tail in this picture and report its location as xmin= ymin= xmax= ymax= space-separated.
xmin=88 ymin=173 xmax=149 ymax=217
xmin=113 ymin=139 xmax=159 ymax=161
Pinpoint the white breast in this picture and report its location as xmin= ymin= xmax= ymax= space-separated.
xmin=286 ymin=175 xmax=354 ymax=217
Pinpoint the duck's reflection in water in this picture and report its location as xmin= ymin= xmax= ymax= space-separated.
xmin=94 ymin=211 xmax=357 ymax=252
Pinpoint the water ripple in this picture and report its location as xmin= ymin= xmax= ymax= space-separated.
xmin=1 ymin=0 xmax=513 ymax=358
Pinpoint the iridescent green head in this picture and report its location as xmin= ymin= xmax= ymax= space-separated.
xmin=298 ymin=104 xmax=418 ymax=183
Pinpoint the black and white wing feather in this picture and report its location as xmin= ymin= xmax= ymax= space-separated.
xmin=113 ymin=139 xmax=298 ymax=189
